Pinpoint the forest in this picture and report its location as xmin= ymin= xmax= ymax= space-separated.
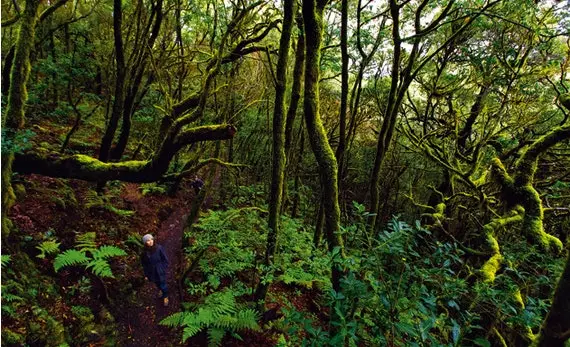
xmin=1 ymin=0 xmax=570 ymax=345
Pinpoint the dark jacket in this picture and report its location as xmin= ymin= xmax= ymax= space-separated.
xmin=141 ymin=244 xmax=169 ymax=283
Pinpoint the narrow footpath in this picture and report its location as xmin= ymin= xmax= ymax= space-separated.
xmin=115 ymin=203 xmax=189 ymax=346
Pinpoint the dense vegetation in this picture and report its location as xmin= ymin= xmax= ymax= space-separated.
xmin=2 ymin=0 xmax=570 ymax=346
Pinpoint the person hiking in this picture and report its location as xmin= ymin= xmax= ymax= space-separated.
xmin=141 ymin=234 xmax=169 ymax=306
xmin=190 ymin=175 xmax=204 ymax=194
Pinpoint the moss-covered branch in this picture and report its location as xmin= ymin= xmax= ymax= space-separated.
xmin=479 ymin=207 xmax=524 ymax=282
xmin=13 ymin=125 xmax=237 ymax=182
xmin=163 ymin=158 xmax=248 ymax=181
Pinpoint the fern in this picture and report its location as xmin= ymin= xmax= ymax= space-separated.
xmin=182 ymin=325 xmax=202 ymax=342
xmin=53 ymin=236 xmax=126 ymax=278
xmin=84 ymin=190 xmax=104 ymax=209
xmin=160 ymin=312 xmax=191 ymax=327
xmin=1 ymin=292 xmax=24 ymax=303
xmin=36 ymin=240 xmax=61 ymax=259
xmin=86 ymin=259 xmax=114 ymax=278
xmin=75 ymin=232 xmax=97 ymax=253
xmin=160 ymin=289 xmax=260 ymax=344
xmin=84 ymin=190 xmax=135 ymax=217
xmin=1 ymin=255 xmax=11 ymax=268
xmin=54 ymin=250 xmax=89 ymax=272
xmin=233 ymin=309 xmax=261 ymax=330
xmin=106 ymin=205 xmax=135 ymax=217
xmin=92 ymin=245 xmax=127 ymax=259
xmin=208 ymin=327 xmax=225 ymax=347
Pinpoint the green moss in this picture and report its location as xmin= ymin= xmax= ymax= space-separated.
xmin=480 ymin=253 xmax=503 ymax=283
xmin=433 ymin=203 xmax=446 ymax=221
xmin=13 ymin=183 xmax=26 ymax=198
xmin=513 ymin=289 xmax=524 ymax=309
xmin=491 ymin=158 xmax=514 ymax=187
xmin=522 ymin=216 xmax=563 ymax=253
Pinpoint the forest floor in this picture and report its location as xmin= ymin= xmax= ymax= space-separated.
xmin=6 ymin=171 xmax=319 ymax=346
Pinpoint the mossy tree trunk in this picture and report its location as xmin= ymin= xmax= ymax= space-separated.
xmin=1 ymin=0 xmax=41 ymax=238
xmin=255 ymin=0 xmax=296 ymax=305
xmin=334 ymin=0 xmax=349 ymax=195
xmin=98 ymin=0 xmax=126 ymax=164
xmin=282 ymin=13 xmax=305 ymax=214
xmin=302 ymin=0 xmax=344 ymax=294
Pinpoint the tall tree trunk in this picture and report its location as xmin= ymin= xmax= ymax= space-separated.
xmin=368 ymin=0 xmax=403 ymax=233
xmin=282 ymin=14 xmax=305 ymax=214
xmin=255 ymin=0 xmax=296 ymax=305
xmin=334 ymin=0 xmax=349 ymax=193
xmin=302 ymin=0 xmax=344 ymax=294
xmin=99 ymin=0 xmax=126 ymax=163
xmin=1 ymin=0 xmax=41 ymax=238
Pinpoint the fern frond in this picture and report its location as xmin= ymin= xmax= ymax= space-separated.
xmin=86 ymin=259 xmax=113 ymax=278
xmin=160 ymin=312 xmax=190 ymax=327
xmin=1 ymin=304 xmax=16 ymax=317
xmin=207 ymin=291 xmax=236 ymax=316
xmin=214 ymin=315 xmax=237 ymax=329
xmin=85 ymin=190 xmax=104 ymax=209
xmin=1 ymin=292 xmax=23 ymax=303
xmin=76 ymin=232 xmax=97 ymax=253
xmin=106 ymin=205 xmax=135 ymax=217
xmin=234 ymin=309 xmax=261 ymax=330
xmin=208 ymin=327 xmax=225 ymax=347
xmin=196 ymin=308 xmax=215 ymax=326
xmin=182 ymin=325 xmax=202 ymax=342
xmin=36 ymin=240 xmax=61 ymax=259
xmin=92 ymin=245 xmax=127 ymax=259
xmin=1 ymin=255 xmax=11 ymax=268
xmin=54 ymin=250 xmax=89 ymax=272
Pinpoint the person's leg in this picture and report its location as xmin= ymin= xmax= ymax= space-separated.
xmin=156 ymin=280 xmax=169 ymax=306
xmin=158 ymin=280 xmax=169 ymax=299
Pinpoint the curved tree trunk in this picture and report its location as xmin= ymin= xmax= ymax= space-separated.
xmin=302 ymin=0 xmax=344 ymax=294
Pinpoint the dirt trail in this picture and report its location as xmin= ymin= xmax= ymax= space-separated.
xmin=115 ymin=204 xmax=189 ymax=346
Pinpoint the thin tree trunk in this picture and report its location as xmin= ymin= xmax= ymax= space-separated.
xmin=99 ymin=0 xmax=126 ymax=163
xmin=334 ymin=0 xmax=348 ymax=193
xmin=255 ymin=0 xmax=296 ymax=305
xmin=302 ymin=0 xmax=344 ymax=295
